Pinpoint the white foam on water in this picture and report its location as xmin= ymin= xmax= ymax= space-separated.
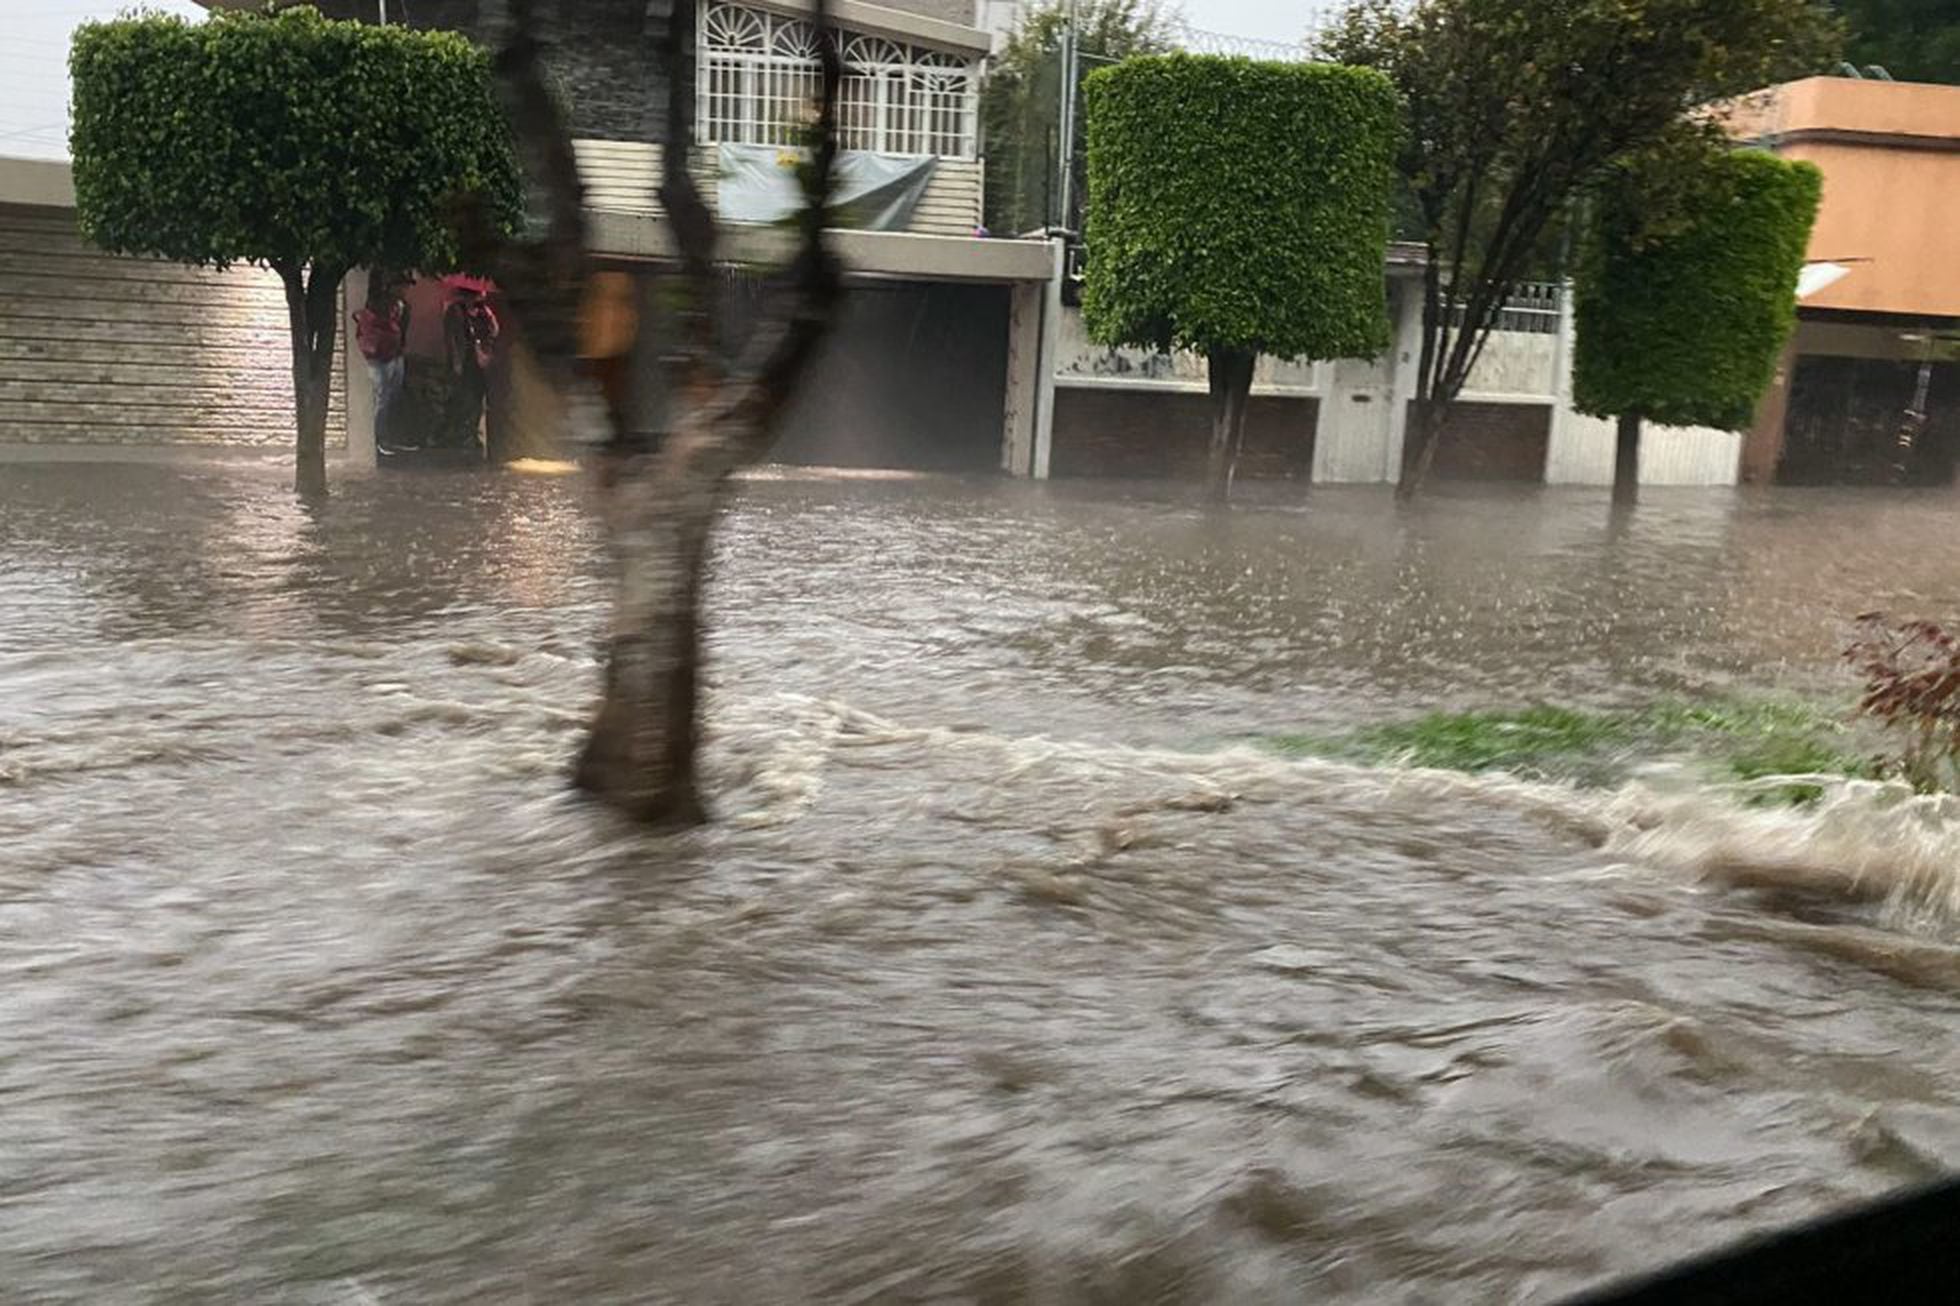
xmin=1598 ymin=776 xmax=1960 ymax=926
xmin=708 ymin=694 xmax=1960 ymax=929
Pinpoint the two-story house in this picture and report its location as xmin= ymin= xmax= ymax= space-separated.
xmin=1723 ymin=76 xmax=1960 ymax=485
xmin=0 ymin=2 xmax=1060 ymax=471
xmin=293 ymin=1 xmax=996 ymax=238
xmin=307 ymin=2 xmax=1054 ymax=471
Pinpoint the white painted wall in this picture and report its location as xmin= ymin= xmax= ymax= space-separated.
xmin=1313 ymin=354 xmax=1395 ymax=483
xmin=1031 ymin=238 xmax=1064 ymax=479
xmin=1045 ymin=284 xmax=1746 ymax=487
xmin=1051 ymin=305 xmax=1320 ymax=395
xmin=1546 ymin=413 xmax=1741 ymax=486
xmin=1381 ymin=281 xmax=1424 ymax=481
xmin=1461 ymin=329 xmax=1558 ymax=398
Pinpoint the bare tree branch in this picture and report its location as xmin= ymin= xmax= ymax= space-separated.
xmin=502 ymin=1 xmax=587 ymax=263
xmin=665 ymin=0 xmax=842 ymax=480
xmin=456 ymin=0 xmax=620 ymax=457
xmin=721 ymin=1 xmax=842 ymax=429
xmin=654 ymin=0 xmax=721 ymax=366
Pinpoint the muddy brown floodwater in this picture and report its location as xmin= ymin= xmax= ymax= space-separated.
xmin=1 ymin=458 xmax=1956 ymax=1304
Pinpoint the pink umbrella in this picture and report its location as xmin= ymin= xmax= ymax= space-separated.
xmin=441 ymin=272 xmax=497 ymax=299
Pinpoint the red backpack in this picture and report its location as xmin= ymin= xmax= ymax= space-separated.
xmin=354 ymin=301 xmax=405 ymax=363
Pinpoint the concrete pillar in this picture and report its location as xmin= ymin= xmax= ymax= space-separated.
xmin=1030 ymin=237 xmax=1065 ymax=480
xmin=1381 ymin=278 xmax=1426 ymax=481
xmin=1001 ymin=278 xmax=1043 ymax=476
xmin=1547 ymin=279 xmax=1576 ymax=452
xmin=341 ymin=268 xmax=377 ymax=470
xmin=1741 ymin=337 xmax=1798 ymax=484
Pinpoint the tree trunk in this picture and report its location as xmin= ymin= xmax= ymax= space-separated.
xmin=1398 ymin=260 xmax=1447 ymax=501
xmin=471 ymin=0 xmax=842 ymax=826
xmin=1398 ymin=397 xmax=1448 ymax=500
xmin=1614 ymin=411 xmax=1641 ymax=504
xmin=1205 ymin=345 xmax=1255 ymax=502
xmin=279 ymin=262 xmax=344 ymax=497
xmin=1399 ymin=189 xmax=1565 ymax=501
xmin=574 ymin=443 xmax=713 ymax=825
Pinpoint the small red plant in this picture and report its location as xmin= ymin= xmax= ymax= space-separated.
xmin=1842 ymin=612 xmax=1960 ymax=791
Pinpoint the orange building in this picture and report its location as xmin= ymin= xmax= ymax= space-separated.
xmin=1723 ymin=77 xmax=1960 ymax=484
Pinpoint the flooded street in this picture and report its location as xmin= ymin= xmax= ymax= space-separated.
xmin=1 ymin=459 xmax=1956 ymax=1303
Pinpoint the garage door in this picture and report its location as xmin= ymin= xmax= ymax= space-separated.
xmin=0 ymin=204 xmax=343 ymax=449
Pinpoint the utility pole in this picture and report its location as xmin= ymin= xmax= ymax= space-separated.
xmin=1055 ymin=0 xmax=1078 ymax=231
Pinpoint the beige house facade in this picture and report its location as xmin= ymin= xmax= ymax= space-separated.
xmin=1725 ymin=77 xmax=1960 ymax=484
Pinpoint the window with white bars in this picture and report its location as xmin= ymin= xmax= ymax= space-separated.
xmin=701 ymin=2 xmax=980 ymax=159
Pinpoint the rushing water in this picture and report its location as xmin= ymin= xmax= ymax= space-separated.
xmin=1 ymin=457 xmax=1956 ymax=1304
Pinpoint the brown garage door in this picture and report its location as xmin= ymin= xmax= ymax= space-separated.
xmin=1418 ymin=399 xmax=1550 ymax=482
xmin=0 ymin=204 xmax=343 ymax=449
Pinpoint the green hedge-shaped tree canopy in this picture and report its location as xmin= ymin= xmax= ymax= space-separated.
xmin=1575 ymin=148 xmax=1822 ymax=431
xmin=71 ymin=5 xmax=514 ymax=279
xmin=1081 ymin=55 xmax=1398 ymax=362
xmin=70 ymin=5 xmax=519 ymax=492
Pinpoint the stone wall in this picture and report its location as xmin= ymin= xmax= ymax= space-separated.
xmin=312 ymin=2 xmax=990 ymax=142
xmin=314 ymin=1 xmax=659 ymax=141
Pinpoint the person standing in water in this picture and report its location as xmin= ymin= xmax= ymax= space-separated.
xmin=353 ymin=272 xmax=411 ymax=450
xmin=442 ymin=279 xmax=500 ymax=452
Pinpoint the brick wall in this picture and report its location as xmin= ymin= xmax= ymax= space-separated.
xmin=1050 ymin=389 xmax=1317 ymax=479
xmin=1421 ymin=401 xmax=1550 ymax=482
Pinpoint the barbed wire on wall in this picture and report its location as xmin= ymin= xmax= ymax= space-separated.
xmin=1166 ymin=19 xmax=1321 ymax=63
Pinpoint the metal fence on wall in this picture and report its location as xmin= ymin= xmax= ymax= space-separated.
xmin=985 ymin=7 xmax=1342 ymax=237
xmin=1449 ymin=282 xmax=1566 ymax=335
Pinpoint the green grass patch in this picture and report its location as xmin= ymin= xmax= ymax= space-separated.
xmin=1258 ymin=699 xmax=1875 ymax=802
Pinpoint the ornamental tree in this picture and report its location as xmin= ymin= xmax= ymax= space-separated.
xmin=69 ymin=5 xmax=518 ymax=495
xmin=1574 ymin=146 xmax=1821 ymax=500
xmin=1322 ymin=0 xmax=1840 ymax=498
xmin=1081 ymin=55 xmax=1398 ymax=499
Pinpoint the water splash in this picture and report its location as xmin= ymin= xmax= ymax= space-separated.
xmin=707 ymin=693 xmax=1960 ymax=931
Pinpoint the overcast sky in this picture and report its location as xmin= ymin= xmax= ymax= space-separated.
xmin=1180 ymin=1 xmax=1334 ymax=45
xmin=3 ymin=1 xmax=206 ymax=160
xmin=1 ymin=1 xmax=1335 ymax=161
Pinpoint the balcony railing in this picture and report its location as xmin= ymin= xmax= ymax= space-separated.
xmin=700 ymin=2 xmax=980 ymax=160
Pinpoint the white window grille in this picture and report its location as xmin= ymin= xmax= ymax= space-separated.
xmin=700 ymin=2 xmax=979 ymax=159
